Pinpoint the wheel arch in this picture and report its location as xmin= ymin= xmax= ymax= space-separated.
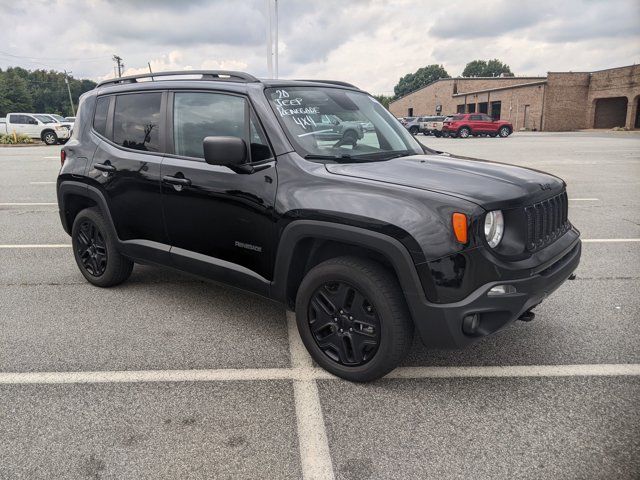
xmin=57 ymin=181 xmax=116 ymax=238
xmin=40 ymin=128 xmax=56 ymax=141
xmin=271 ymin=220 xmax=430 ymax=315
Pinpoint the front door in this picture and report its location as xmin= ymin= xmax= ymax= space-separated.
xmin=161 ymin=91 xmax=277 ymax=281
xmin=88 ymin=92 xmax=168 ymax=248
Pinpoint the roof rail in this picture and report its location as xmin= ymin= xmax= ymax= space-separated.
xmin=97 ymin=70 xmax=259 ymax=88
xmin=294 ymin=79 xmax=359 ymax=89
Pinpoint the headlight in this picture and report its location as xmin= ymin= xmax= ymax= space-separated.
xmin=484 ymin=210 xmax=504 ymax=248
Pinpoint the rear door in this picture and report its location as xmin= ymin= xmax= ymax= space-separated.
xmin=161 ymin=90 xmax=277 ymax=283
xmin=469 ymin=114 xmax=485 ymax=133
xmin=479 ymin=114 xmax=497 ymax=133
xmin=87 ymin=91 xmax=168 ymax=255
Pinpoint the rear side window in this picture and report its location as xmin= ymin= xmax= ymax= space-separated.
xmin=93 ymin=96 xmax=110 ymax=137
xmin=113 ymin=92 xmax=162 ymax=152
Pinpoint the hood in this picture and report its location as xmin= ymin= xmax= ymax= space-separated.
xmin=324 ymin=153 xmax=565 ymax=210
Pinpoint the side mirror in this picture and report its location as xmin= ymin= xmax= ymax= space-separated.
xmin=203 ymin=136 xmax=247 ymax=168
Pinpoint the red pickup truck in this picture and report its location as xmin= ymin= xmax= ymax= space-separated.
xmin=442 ymin=114 xmax=513 ymax=138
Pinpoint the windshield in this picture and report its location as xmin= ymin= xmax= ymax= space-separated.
xmin=51 ymin=114 xmax=65 ymax=121
xmin=34 ymin=114 xmax=56 ymax=124
xmin=265 ymin=87 xmax=423 ymax=162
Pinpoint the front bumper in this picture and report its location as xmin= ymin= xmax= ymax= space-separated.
xmin=408 ymin=236 xmax=581 ymax=349
xmin=55 ymin=128 xmax=71 ymax=139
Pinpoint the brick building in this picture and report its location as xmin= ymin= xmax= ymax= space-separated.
xmin=389 ymin=64 xmax=640 ymax=131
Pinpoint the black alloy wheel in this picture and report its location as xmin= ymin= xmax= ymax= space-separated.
xmin=75 ymin=219 xmax=108 ymax=276
xmin=308 ymin=281 xmax=381 ymax=366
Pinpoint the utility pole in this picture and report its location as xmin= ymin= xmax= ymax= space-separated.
xmin=63 ymin=70 xmax=75 ymax=116
xmin=112 ymin=55 xmax=124 ymax=77
xmin=265 ymin=0 xmax=273 ymax=78
xmin=274 ymin=0 xmax=279 ymax=78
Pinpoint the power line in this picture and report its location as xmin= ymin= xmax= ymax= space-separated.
xmin=0 ymin=50 xmax=110 ymax=62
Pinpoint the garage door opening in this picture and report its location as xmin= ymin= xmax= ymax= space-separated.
xmin=593 ymin=97 xmax=628 ymax=128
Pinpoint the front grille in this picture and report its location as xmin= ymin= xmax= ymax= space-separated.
xmin=524 ymin=191 xmax=569 ymax=251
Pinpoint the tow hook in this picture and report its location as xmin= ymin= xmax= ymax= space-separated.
xmin=518 ymin=310 xmax=536 ymax=322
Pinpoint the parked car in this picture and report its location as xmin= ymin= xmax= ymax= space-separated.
xmin=442 ymin=113 xmax=513 ymax=138
xmin=58 ymin=70 xmax=580 ymax=382
xmin=304 ymin=113 xmax=365 ymax=144
xmin=423 ymin=116 xmax=448 ymax=136
xmin=404 ymin=116 xmax=430 ymax=135
xmin=38 ymin=114 xmax=73 ymax=139
xmin=1 ymin=113 xmax=71 ymax=144
xmin=399 ymin=116 xmax=415 ymax=126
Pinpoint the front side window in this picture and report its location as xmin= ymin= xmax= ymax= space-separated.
xmin=113 ymin=92 xmax=162 ymax=152
xmin=173 ymin=92 xmax=272 ymax=162
xmin=265 ymin=87 xmax=423 ymax=162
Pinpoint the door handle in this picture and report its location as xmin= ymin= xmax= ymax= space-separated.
xmin=162 ymin=175 xmax=192 ymax=186
xmin=95 ymin=162 xmax=116 ymax=173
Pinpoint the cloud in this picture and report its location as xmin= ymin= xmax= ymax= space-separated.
xmin=0 ymin=0 xmax=638 ymax=94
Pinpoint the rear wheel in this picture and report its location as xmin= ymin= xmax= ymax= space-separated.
xmin=295 ymin=256 xmax=414 ymax=382
xmin=72 ymin=207 xmax=133 ymax=287
xmin=458 ymin=127 xmax=471 ymax=138
xmin=499 ymin=126 xmax=511 ymax=137
xmin=42 ymin=131 xmax=58 ymax=145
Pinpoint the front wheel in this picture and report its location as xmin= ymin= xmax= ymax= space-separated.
xmin=42 ymin=131 xmax=58 ymax=145
xmin=499 ymin=126 xmax=511 ymax=137
xmin=409 ymin=126 xmax=419 ymax=135
xmin=458 ymin=127 xmax=471 ymax=138
xmin=72 ymin=207 xmax=133 ymax=287
xmin=295 ymin=256 xmax=414 ymax=382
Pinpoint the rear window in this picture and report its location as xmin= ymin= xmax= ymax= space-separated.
xmin=113 ymin=92 xmax=162 ymax=152
xmin=93 ymin=97 xmax=110 ymax=137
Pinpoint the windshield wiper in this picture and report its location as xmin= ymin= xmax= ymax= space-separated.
xmin=304 ymin=154 xmax=353 ymax=161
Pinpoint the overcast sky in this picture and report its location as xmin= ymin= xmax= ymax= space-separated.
xmin=1 ymin=0 xmax=638 ymax=94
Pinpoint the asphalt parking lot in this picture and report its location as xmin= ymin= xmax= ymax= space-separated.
xmin=0 ymin=131 xmax=639 ymax=479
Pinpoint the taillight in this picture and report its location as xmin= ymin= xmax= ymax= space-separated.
xmin=60 ymin=149 xmax=66 ymax=166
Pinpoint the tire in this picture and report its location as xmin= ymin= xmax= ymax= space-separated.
xmin=498 ymin=126 xmax=511 ymax=137
xmin=42 ymin=130 xmax=58 ymax=145
xmin=409 ymin=126 xmax=419 ymax=135
xmin=458 ymin=127 xmax=471 ymax=138
xmin=433 ymin=131 xmax=441 ymax=138
xmin=295 ymin=256 xmax=414 ymax=382
xmin=71 ymin=207 xmax=133 ymax=287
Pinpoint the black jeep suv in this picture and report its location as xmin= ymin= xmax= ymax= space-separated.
xmin=57 ymin=71 xmax=581 ymax=382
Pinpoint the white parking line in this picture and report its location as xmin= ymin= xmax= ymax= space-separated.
xmin=582 ymin=239 xmax=640 ymax=243
xmin=0 ymin=244 xmax=70 ymax=249
xmin=287 ymin=311 xmax=336 ymax=480
xmin=387 ymin=363 xmax=640 ymax=379
xmin=43 ymin=156 xmax=59 ymax=159
xmin=0 ymin=363 xmax=636 ymax=386
xmin=0 ymin=202 xmax=57 ymax=206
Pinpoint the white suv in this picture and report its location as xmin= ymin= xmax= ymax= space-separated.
xmin=1 ymin=113 xmax=71 ymax=145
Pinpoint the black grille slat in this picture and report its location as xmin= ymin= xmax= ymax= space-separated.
xmin=524 ymin=191 xmax=570 ymax=252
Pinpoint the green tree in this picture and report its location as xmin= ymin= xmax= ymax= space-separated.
xmin=462 ymin=59 xmax=514 ymax=78
xmin=0 ymin=69 xmax=32 ymax=116
xmin=393 ymin=64 xmax=450 ymax=97
xmin=373 ymin=94 xmax=393 ymax=109
xmin=0 ymin=67 xmax=96 ymax=117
